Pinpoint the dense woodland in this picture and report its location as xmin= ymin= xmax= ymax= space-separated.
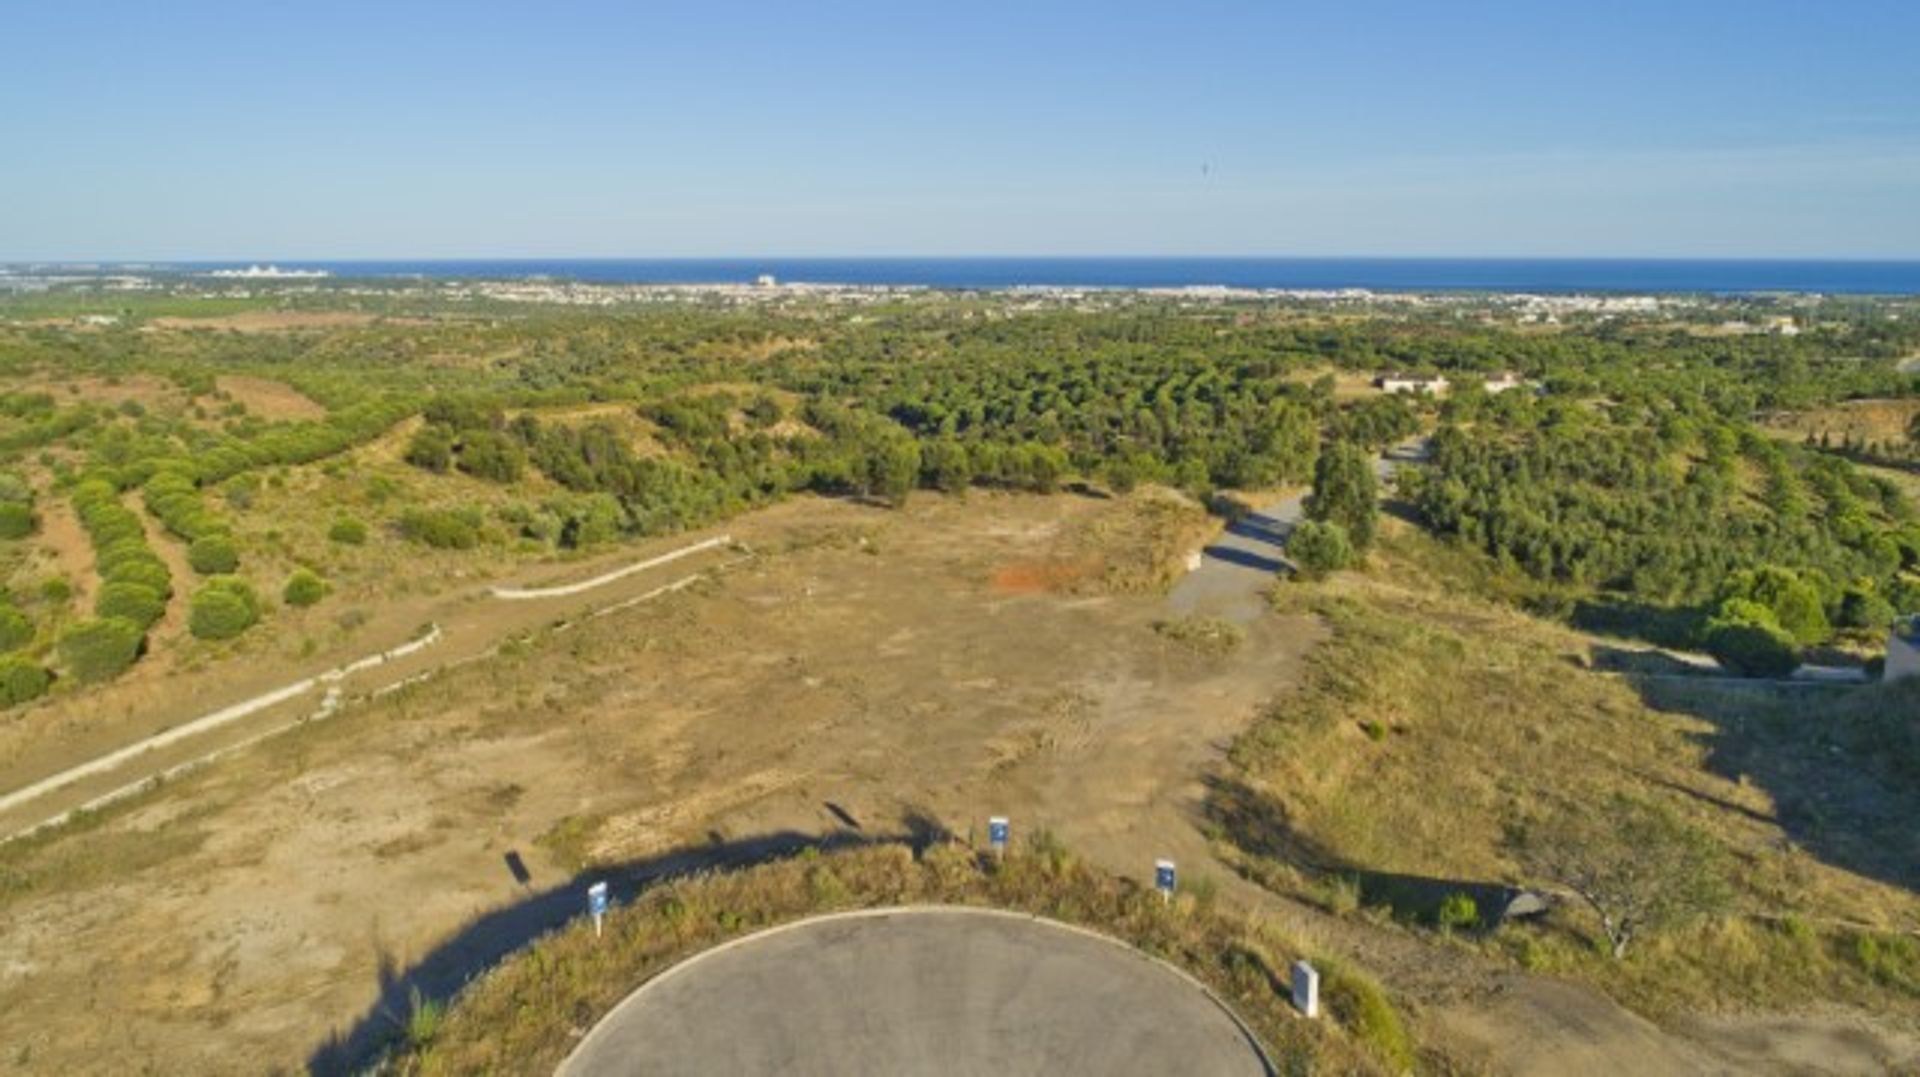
xmin=0 ymin=294 xmax=1916 ymax=698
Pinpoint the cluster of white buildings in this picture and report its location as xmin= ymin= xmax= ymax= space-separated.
xmin=1374 ymin=372 xmax=1533 ymax=396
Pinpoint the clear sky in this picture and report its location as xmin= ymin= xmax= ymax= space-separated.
xmin=4 ymin=1 xmax=1917 ymax=260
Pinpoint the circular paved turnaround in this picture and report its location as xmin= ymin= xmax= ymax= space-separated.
xmin=558 ymin=907 xmax=1274 ymax=1076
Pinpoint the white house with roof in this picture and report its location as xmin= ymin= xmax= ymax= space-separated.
xmin=1374 ymin=372 xmax=1449 ymax=395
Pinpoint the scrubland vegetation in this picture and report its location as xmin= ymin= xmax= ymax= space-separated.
xmin=2 ymin=283 xmax=1919 ymax=1071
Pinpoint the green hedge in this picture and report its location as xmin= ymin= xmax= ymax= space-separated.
xmin=58 ymin=617 xmax=145 ymax=684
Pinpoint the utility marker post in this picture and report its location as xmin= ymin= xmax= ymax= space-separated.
xmin=588 ymin=881 xmax=609 ymax=938
xmin=1291 ymin=960 xmax=1320 ymax=1018
xmin=988 ymin=816 xmax=1009 ymax=857
xmin=1154 ymin=859 xmax=1176 ymax=902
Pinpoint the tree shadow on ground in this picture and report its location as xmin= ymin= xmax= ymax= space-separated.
xmin=1627 ymin=675 xmax=1920 ymax=896
xmin=1202 ymin=544 xmax=1289 ymax=574
xmin=1201 ymin=774 xmax=1535 ymax=930
xmin=1224 ymin=512 xmax=1293 ymax=549
xmin=305 ymin=813 xmax=949 ymax=1075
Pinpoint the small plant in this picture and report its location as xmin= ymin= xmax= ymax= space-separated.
xmin=404 ymin=987 xmax=444 ymax=1050
xmin=1360 ymin=719 xmax=1388 ymax=742
xmin=328 ymin=516 xmax=369 ymax=545
xmin=283 ymin=568 xmax=327 ymax=608
xmin=0 ymin=502 xmax=35 ymax=540
xmin=1436 ymin=891 xmax=1480 ymax=932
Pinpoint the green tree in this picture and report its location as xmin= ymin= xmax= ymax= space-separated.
xmin=95 ymin=580 xmax=167 ymax=629
xmin=283 ymin=568 xmax=327 ymax=608
xmin=189 ymin=578 xmax=260 ymax=641
xmin=59 ymin=617 xmax=144 ymax=683
xmin=922 ymin=439 xmax=974 ymax=495
xmin=1288 ymin=519 xmax=1354 ymax=580
xmin=1518 ymin=795 xmax=1728 ymax=959
xmin=405 ymin=425 xmax=455 ymax=473
xmin=1306 ymin=441 xmax=1379 ymax=552
xmin=0 ymin=655 xmax=49 ymax=707
xmin=188 ymin=533 xmax=241 ymax=575
xmin=1703 ymin=599 xmax=1799 ymax=678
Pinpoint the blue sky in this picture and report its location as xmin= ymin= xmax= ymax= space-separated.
xmin=3 ymin=1 xmax=1917 ymax=259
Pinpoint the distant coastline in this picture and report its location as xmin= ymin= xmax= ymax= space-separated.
xmin=8 ymin=257 xmax=1920 ymax=295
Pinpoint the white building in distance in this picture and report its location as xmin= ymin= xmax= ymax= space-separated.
xmin=1375 ymin=372 xmax=1450 ymax=395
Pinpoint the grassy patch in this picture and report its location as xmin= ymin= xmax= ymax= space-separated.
xmin=1153 ymin=615 xmax=1246 ymax=656
xmin=1219 ymin=529 xmax=1920 ymax=1019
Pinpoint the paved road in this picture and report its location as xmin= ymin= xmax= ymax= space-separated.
xmin=558 ymin=908 xmax=1274 ymax=1077
xmin=1166 ymin=439 xmax=1426 ymax=624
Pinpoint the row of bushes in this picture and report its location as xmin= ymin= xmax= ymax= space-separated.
xmin=64 ymin=479 xmax=172 ymax=682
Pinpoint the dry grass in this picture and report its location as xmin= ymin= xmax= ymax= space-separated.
xmin=381 ymin=841 xmax=1404 ymax=1075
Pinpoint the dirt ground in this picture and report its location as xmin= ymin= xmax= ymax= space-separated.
xmin=215 ymin=376 xmax=327 ymax=421
xmin=0 ymin=492 xmax=1912 ymax=1075
xmin=0 ymin=492 xmax=1319 ymax=1074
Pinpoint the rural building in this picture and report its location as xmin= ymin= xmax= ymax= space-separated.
xmin=1889 ymin=617 xmax=1920 ymax=683
xmin=1484 ymin=372 xmax=1528 ymax=394
xmin=1375 ymin=372 xmax=1450 ymax=395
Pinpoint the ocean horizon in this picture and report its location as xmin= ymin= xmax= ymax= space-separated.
xmin=17 ymin=257 xmax=1920 ymax=295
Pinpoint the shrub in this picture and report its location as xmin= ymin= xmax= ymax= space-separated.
xmin=1319 ymin=957 xmax=1414 ymax=1071
xmin=400 ymin=507 xmax=482 ymax=550
xmin=0 ymin=502 xmax=35 ymax=539
xmin=39 ymin=576 xmax=71 ymax=604
xmin=1704 ymin=600 xmax=1799 ymax=678
xmin=189 ymin=578 xmax=259 ymax=641
xmin=1289 ymin=519 xmax=1354 ymax=579
xmin=405 ymin=425 xmax=455 ymax=473
xmin=104 ymin=556 xmax=172 ymax=596
xmin=187 ymin=533 xmax=240 ymax=575
xmin=58 ymin=617 xmax=144 ymax=683
xmin=0 ymin=606 xmax=32 ymax=651
xmin=95 ymin=581 xmax=167 ymax=629
xmin=0 ymin=656 xmax=49 ymax=707
xmin=1437 ymin=892 xmax=1480 ymax=932
xmin=328 ymin=516 xmax=369 ymax=545
xmin=283 ymin=568 xmax=327 ymax=608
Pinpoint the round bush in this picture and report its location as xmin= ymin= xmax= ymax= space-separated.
xmin=104 ymin=556 xmax=172 ymax=596
xmin=0 ymin=656 xmax=49 ymax=708
xmin=187 ymin=533 xmax=241 ymax=575
xmin=328 ymin=516 xmax=368 ymax=545
xmin=189 ymin=580 xmax=259 ymax=641
xmin=0 ymin=605 xmax=33 ymax=651
xmin=59 ymin=617 xmax=145 ymax=684
xmin=1289 ymin=519 xmax=1355 ymax=580
xmin=0 ymin=502 xmax=35 ymax=539
xmin=95 ymin=580 xmax=167 ymax=629
xmin=283 ymin=568 xmax=327 ymax=608
xmin=1705 ymin=618 xmax=1799 ymax=678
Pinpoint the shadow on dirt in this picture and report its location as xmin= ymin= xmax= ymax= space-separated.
xmin=1625 ymin=675 xmax=1920 ymax=896
xmin=306 ymin=813 xmax=949 ymax=1075
xmin=1201 ymin=774 xmax=1537 ymax=930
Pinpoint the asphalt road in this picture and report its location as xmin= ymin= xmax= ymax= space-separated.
xmin=557 ymin=908 xmax=1274 ymax=1077
xmin=1166 ymin=439 xmax=1425 ymax=624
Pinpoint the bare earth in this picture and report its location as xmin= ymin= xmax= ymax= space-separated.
xmin=0 ymin=492 xmax=1911 ymax=1075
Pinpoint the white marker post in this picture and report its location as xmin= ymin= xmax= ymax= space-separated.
xmin=1154 ymin=859 xmax=1176 ymax=902
xmin=1291 ymin=960 xmax=1320 ymax=1019
xmin=588 ymin=881 xmax=610 ymax=938
xmin=988 ymin=816 xmax=1010 ymax=857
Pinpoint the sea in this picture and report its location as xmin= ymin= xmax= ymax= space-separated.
xmin=48 ymin=258 xmax=1920 ymax=295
